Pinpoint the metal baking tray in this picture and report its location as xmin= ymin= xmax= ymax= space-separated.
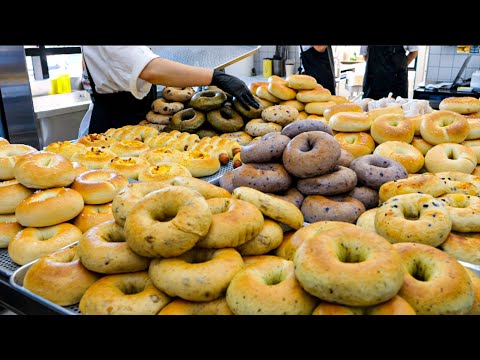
xmin=459 ymin=260 xmax=480 ymax=278
xmin=10 ymin=261 xmax=80 ymax=315
xmin=9 ymin=241 xmax=81 ymax=315
xmin=0 ymin=248 xmax=21 ymax=277
xmin=201 ymin=160 xmax=233 ymax=184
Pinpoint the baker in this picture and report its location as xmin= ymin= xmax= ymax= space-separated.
xmin=360 ymin=46 xmax=418 ymax=99
xmin=80 ymin=46 xmax=259 ymax=135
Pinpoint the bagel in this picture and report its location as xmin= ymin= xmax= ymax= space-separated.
xmin=279 ymin=99 xmax=305 ymax=111
xmin=23 ymin=245 xmax=99 ymax=306
xmin=232 ymin=187 xmax=304 ymax=230
xmin=72 ymin=203 xmax=114 ymax=233
xmin=78 ymin=220 xmax=150 ymax=274
xmin=286 ymin=74 xmax=317 ymax=90
xmin=338 ymin=148 xmax=355 ymax=167
xmin=283 ymin=131 xmax=340 ymax=178
xmin=330 ymin=95 xmax=349 ymax=104
xmin=244 ymin=119 xmax=282 ymax=137
xmin=438 ymin=194 xmax=480 ymax=232
xmin=373 ymin=141 xmax=425 ymax=174
xmin=411 ymin=137 xmax=434 ymax=156
xmin=71 ymin=169 xmax=128 ymax=205
xmin=241 ymin=132 xmax=290 ymax=164
xmin=196 ymin=129 xmax=218 ymax=138
xmin=236 ymin=219 xmax=285 ymax=256
xmin=440 ymin=232 xmax=480 ymax=265
xmin=461 ymin=139 xmax=480 ymax=163
xmin=8 ymin=223 xmax=83 ymax=265
xmin=112 ymin=181 xmax=171 ymax=227
xmin=261 ymin=105 xmax=299 ymax=126
xmin=169 ymin=107 xmax=206 ymax=133
xmin=219 ymin=171 xmax=235 ymax=193
xmin=77 ymin=133 xmax=116 ymax=148
xmin=439 ymin=96 xmax=480 ymax=114
xmin=355 ymin=207 xmax=378 ymax=233
xmin=196 ymin=197 xmax=264 ymax=248
xmin=268 ymin=75 xmax=287 ymax=85
xmin=219 ymin=131 xmax=253 ymax=146
xmin=370 ymin=114 xmax=414 ymax=144
xmin=294 ymin=226 xmax=404 ymax=306
xmin=348 ymin=186 xmax=380 ymax=210
xmin=104 ymin=156 xmax=149 ymax=180
xmin=138 ymin=163 xmax=191 ymax=182
xmin=378 ymin=173 xmax=448 ymax=203
xmin=139 ymin=147 xmax=183 ymax=165
xmin=79 ymin=272 xmax=170 ymax=315
xmin=206 ymin=106 xmax=244 ymax=133
xmin=162 ymin=86 xmax=195 ymax=102
xmin=368 ymin=105 xmax=404 ymax=121
xmin=0 ymin=214 xmax=24 ymax=248
xmin=297 ymin=111 xmax=309 ymax=120
xmin=304 ymin=101 xmax=337 ymax=116
xmin=179 ymin=150 xmax=220 ymax=177
xmin=152 ymin=97 xmax=185 ymax=114
xmin=145 ymin=111 xmax=171 ymax=125
xmin=169 ymin=176 xmax=230 ymax=199
xmin=301 ymin=195 xmax=366 ymax=224
xmin=435 ymin=171 xmax=480 ymax=196
xmin=329 ymin=112 xmax=372 ymax=132
xmin=394 ymin=242 xmax=474 ymax=314
xmin=465 ymin=117 xmax=480 ymax=140
xmin=256 ymin=83 xmax=281 ymax=103
xmin=270 ymin=187 xmax=305 ymax=209
xmin=232 ymin=95 xmax=265 ymax=118
xmin=44 ymin=141 xmax=86 ymax=160
xmin=124 ymin=186 xmax=212 ymax=258
xmin=226 ymin=255 xmax=317 ymax=315
xmin=149 ymin=248 xmax=243 ymax=301
xmin=297 ymin=166 xmax=358 ymax=196
xmin=71 ymin=161 xmax=89 ymax=177
xmin=70 ymin=146 xmax=118 ymax=170
xmin=0 ymin=144 xmax=38 ymax=180
xmin=108 ymin=125 xmax=159 ymax=142
xmin=375 ymin=193 xmax=452 ymax=246
xmin=0 ymin=137 xmax=9 ymax=146
xmin=466 ymin=268 xmax=480 ymax=314
xmin=109 ymin=140 xmax=149 ymax=157
xmin=420 ymin=110 xmax=470 ymax=145
xmin=334 ymin=132 xmax=375 ymax=158
xmin=281 ymin=119 xmax=333 ymax=138
xmin=189 ymin=90 xmax=226 ymax=111
xmin=296 ymin=88 xmax=331 ymax=103
xmin=424 ymin=143 xmax=477 ymax=174
xmin=232 ymin=163 xmax=292 ymax=193
xmin=256 ymin=97 xmax=274 ymax=109
xmin=267 ymin=81 xmax=296 ymax=101
xmin=13 ymin=151 xmax=76 ymax=189
xmin=349 ymin=154 xmax=408 ymax=190
xmin=406 ymin=114 xmax=424 ymax=136
xmin=0 ymin=179 xmax=34 ymax=214
xmin=16 ymin=187 xmax=84 ymax=227
xmin=323 ymin=103 xmax=363 ymax=122
xmin=275 ymin=221 xmax=359 ymax=261
xmin=311 ymin=295 xmax=416 ymax=315
xmin=249 ymin=81 xmax=268 ymax=95
xmin=158 ymin=297 xmax=233 ymax=315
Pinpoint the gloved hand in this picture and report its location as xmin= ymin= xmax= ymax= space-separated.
xmin=211 ymin=69 xmax=259 ymax=110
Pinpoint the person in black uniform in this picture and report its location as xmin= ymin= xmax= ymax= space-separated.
xmin=360 ymin=45 xmax=418 ymax=99
xmin=81 ymin=46 xmax=259 ymax=135
xmin=299 ymin=45 xmax=336 ymax=94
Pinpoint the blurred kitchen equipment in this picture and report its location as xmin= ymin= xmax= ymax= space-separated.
xmin=263 ymin=58 xmax=273 ymax=78
xmin=272 ymin=45 xmax=287 ymax=77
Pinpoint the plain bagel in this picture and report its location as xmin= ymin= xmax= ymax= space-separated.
xmin=420 ymin=110 xmax=470 ymax=145
xmin=439 ymin=96 xmax=480 ymax=114
xmin=71 ymin=169 xmax=129 ymax=205
xmin=424 ymin=143 xmax=477 ymax=174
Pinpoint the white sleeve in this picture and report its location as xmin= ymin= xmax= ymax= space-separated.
xmin=359 ymin=46 xmax=368 ymax=56
xmin=84 ymin=46 xmax=159 ymax=99
xmin=405 ymin=46 xmax=419 ymax=53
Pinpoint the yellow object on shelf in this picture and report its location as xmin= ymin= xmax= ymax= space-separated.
xmin=51 ymin=74 xmax=72 ymax=94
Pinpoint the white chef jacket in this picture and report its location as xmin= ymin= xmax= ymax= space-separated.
xmin=359 ymin=46 xmax=419 ymax=56
xmin=82 ymin=46 xmax=159 ymax=100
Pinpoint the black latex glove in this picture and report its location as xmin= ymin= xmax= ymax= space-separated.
xmin=211 ymin=69 xmax=260 ymax=110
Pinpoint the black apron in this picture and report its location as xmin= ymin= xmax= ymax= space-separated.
xmin=362 ymin=46 xmax=408 ymax=99
xmin=84 ymin=60 xmax=157 ymax=134
xmin=300 ymin=46 xmax=336 ymax=95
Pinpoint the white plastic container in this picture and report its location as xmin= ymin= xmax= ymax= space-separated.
xmin=471 ymin=70 xmax=480 ymax=88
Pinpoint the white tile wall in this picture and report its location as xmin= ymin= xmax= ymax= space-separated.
xmin=426 ymin=46 xmax=480 ymax=83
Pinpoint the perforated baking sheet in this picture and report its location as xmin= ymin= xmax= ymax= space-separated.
xmin=201 ymin=160 xmax=233 ymax=184
xmin=0 ymin=248 xmax=20 ymax=277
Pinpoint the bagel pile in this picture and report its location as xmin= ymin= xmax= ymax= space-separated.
xmin=218 ymin=121 xmax=411 ymax=224
xmin=0 ymin=141 xmax=129 ymax=267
